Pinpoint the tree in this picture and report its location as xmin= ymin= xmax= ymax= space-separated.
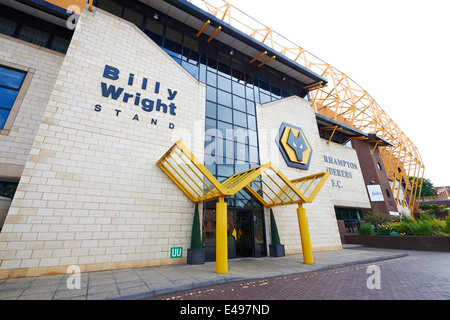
xmin=409 ymin=177 xmax=435 ymax=198
xmin=190 ymin=204 xmax=202 ymax=250
xmin=270 ymin=209 xmax=281 ymax=245
xmin=187 ymin=203 xmax=205 ymax=265
xmin=269 ymin=209 xmax=284 ymax=257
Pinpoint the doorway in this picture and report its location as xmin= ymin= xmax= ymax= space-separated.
xmin=233 ymin=205 xmax=266 ymax=258
xmin=236 ymin=210 xmax=253 ymax=257
xmin=202 ymin=200 xmax=267 ymax=261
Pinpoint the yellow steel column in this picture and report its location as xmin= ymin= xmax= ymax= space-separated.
xmin=297 ymin=203 xmax=314 ymax=264
xmin=216 ymin=197 xmax=228 ymax=274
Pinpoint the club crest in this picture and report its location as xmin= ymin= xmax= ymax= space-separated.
xmin=277 ymin=122 xmax=312 ymax=170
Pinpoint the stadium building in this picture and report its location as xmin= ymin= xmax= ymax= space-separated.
xmin=0 ymin=0 xmax=424 ymax=278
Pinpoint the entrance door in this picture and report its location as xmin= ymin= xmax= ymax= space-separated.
xmin=236 ymin=210 xmax=253 ymax=257
xmin=202 ymin=198 xmax=267 ymax=262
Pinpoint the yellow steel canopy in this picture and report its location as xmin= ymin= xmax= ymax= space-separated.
xmin=157 ymin=140 xmax=330 ymax=271
xmin=157 ymin=141 xmax=329 ymax=205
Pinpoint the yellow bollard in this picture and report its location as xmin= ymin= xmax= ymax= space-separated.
xmin=216 ymin=197 xmax=228 ymax=274
xmin=297 ymin=203 xmax=314 ymax=264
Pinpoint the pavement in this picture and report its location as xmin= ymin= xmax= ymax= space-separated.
xmin=0 ymin=245 xmax=409 ymax=300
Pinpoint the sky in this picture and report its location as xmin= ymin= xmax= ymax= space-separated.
xmin=224 ymin=0 xmax=450 ymax=187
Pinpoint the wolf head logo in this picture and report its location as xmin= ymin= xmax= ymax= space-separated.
xmin=277 ymin=123 xmax=312 ymax=170
xmin=287 ymin=130 xmax=305 ymax=162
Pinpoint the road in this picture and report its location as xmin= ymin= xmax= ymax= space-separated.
xmin=151 ymin=249 xmax=450 ymax=300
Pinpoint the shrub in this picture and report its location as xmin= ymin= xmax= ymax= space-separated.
xmin=365 ymin=211 xmax=390 ymax=230
xmin=445 ymin=216 xmax=450 ymax=234
xmin=399 ymin=212 xmax=414 ymax=223
xmin=420 ymin=204 xmax=449 ymax=215
xmin=359 ymin=210 xmax=449 ymax=237
xmin=359 ymin=223 xmax=375 ymax=235
xmin=377 ymin=223 xmax=392 ymax=235
xmin=418 ymin=211 xmax=448 ymax=235
xmin=270 ymin=209 xmax=281 ymax=245
xmin=419 ymin=204 xmax=435 ymax=212
xmin=430 ymin=219 xmax=446 ymax=234
xmin=390 ymin=221 xmax=413 ymax=236
xmin=409 ymin=220 xmax=433 ymax=236
xmin=190 ymin=204 xmax=202 ymax=250
xmin=419 ymin=212 xmax=436 ymax=221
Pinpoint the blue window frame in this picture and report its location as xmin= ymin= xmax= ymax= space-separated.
xmin=0 ymin=66 xmax=26 ymax=130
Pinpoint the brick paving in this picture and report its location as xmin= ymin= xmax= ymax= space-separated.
xmin=0 ymin=247 xmax=407 ymax=300
xmin=152 ymin=250 xmax=450 ymax=300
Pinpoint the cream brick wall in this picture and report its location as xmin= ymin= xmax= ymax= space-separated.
xmin=0 ymin=34 xmax=65 ymax=179
xmin=257 ymin=95 xmax=370 ymax=254
xmin=321 ymin=139 xmax=372 ymax=209
xmin=0 ymin=8 xmax=205 ymax=278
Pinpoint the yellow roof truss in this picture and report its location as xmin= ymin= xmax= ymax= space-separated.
xmin=187 ymin=0 xmax=425 ymax=213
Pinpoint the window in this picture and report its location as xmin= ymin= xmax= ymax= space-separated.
xmin=0 ymin=181 xmax=18 ymax=199
xmin=17 ymin=25 xmax=50 ymax=47
xmin=377 ymin=162 xmax=383 ymax=170
xmin=0 ymin=4 xmax=73 ymax=53
xmin=123 ymin=7 xmax=144 ymax=26
xmin=163 ymin=27 xmax=182 ymax=59
xmin=335 ymin=207 xmax=364 ymax=221
xmin=0 ymin=17 xmax=17 ymax=36
xmin=145 ymin=18 xmax=163 ymax=35
xmin=0 ymin=66 xmax=26 ymax=130
xmin=182 ymin=35 xmax=199 ymax=63
xmin=96 ymin=0 xmax=123 ymax=17
xmin=50 ymin=36 xmax=71 ymax=54
xmin=144 ymin=17 xmax=164 ymax=46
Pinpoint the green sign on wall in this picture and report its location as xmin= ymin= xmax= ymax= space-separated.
xmin=170 ymin=247 xmax=183 ymax=258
